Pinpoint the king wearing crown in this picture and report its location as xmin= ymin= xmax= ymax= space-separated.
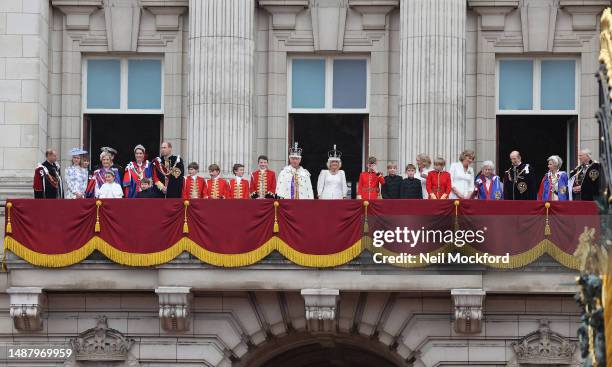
xmin=276 ymin=142 xmax=314 ymax=199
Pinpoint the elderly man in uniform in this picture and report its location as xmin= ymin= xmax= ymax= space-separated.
xmin=276 ymin=143 xmax=314 ymax=199
xmin=569 ymin=148 xmax=602 ymax=201
xmin=503 ymin=150 xmax=536 ymax=200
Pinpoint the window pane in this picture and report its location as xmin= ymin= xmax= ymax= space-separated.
xmin=128 ymin=59 xmax=162 ymax=110
xmin=87 ymin=59 xmax=120 ymax=109
xmin=333 ymin=59 xmax=367 ymax=109
xmin=498 ymin=60 xmax=533 ymax=110
xmin=292 ymin=59 xmax=325 ymax=109
xmin=541 ymin=60 xmax=575 ymax=110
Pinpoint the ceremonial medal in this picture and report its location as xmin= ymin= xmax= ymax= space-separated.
xmin=494 ymin=191 xmax=501 ymax=200
xmin=517 ymin=181 xmax=527 ymax=194
xmin=589 ymin=169 xmax=599 ymax=181
xmin=172 ymin=167 xmax=182 ymax=178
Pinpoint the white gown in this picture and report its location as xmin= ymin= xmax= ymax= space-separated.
xmin=317 ymin=170 xmax=348 ymax=199
xmin=276 ymin=165 xmax=314 ymax=199
xmin=449 ymin=162 xmax=475 ymax=199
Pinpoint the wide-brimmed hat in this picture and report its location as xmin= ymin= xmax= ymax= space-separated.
xmin=69 ymin=147 xmax=87 ymax=156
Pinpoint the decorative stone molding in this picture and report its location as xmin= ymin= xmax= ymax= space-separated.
xmin=468 ymin=0 xmax=519 ymax=31
xmin=301 ymin=288 xmax=339 ymax=332
xmin=560 ymin=0 xmax=609 ymax=31
xmin=506 ymin=320 xmax=579 ymax=367
xmin=310 ymin=0 xmax=349 ymax=51
xmin=142 ymin=0 xmax=187 ymax=31
xmin=520 ymin=0 xmax=558 ymax=52
xmin=451 ymin=289 xmax=485 ymax=334
xmin=104 ymin=0 xmax=142 ymax=51
xmin=69 ymin=316 xmax=137 ymax=363
xmin=155 ymin=287 xmax=192 ymax=332
xmin=259 ymin=0 xmax=309 ymax=30
xmin=348 ymin=0 xmax=398 ymax=30
xmin=7 ymin=287 xmax=45 ymax=332
xmin=51 ymin=0 xmax=103 ymax=30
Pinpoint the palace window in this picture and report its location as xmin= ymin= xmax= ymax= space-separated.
xmin=83 ymin=57 xmax=163 ymax=113
xmin=497 ymin=58 xmax=578 ymax=114
xmin=289 ymin=56 xmax=369 ymax=113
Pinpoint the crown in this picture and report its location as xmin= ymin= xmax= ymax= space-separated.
xmin=328 ymin=145 xmax=342 ymax=160
xmin=289 ymin=142 xmax=303 ymax=158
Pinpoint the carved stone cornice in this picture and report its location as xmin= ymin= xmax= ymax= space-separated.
xmin=348 ymin=0 xmax=398 ymax=30
xmin=468 ymin=0 xmax=519 ymax=31
xmin=155 ymin=286 xmax=192 ymax=332
xmin=451 ymin=289 xmax=485 ymax=334
xmin=259 ymin=0 xmax=309 ymax=30
xmin=301 ymin=288 xmax=339 ymax=333
xmin=506 ymin=319 xmax=578 ymax=366
xmin=7 ymin=287 xmax=45 ymax=332
xmin=141 ymin=0 xmax=187 ymax=31
xmin=51 ymin=0 xmax=103 ymax=30
xmin=560 ymin=0 xmax=609 ymax=31
xmin=70 ymin=316 xmax=136 ymax=362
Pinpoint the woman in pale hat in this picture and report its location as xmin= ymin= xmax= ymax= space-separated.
xmin=123 ymin=144 xmax=153 ymax=198
xmin=65 ymin=147 xmax=88 ymax=199
xmin=317 ymin=145 xmax=348 ymax=199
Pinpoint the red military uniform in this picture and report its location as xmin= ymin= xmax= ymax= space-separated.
xmin=182 ymin=175 xmax=207 ymax=199
xmin=228 ymin=178 xmax=250 ymax=199
xmin=206 ymin=177 xmax=229 ymax=199
xmin=426 ymin=170 xmax=452 ymax=199
xmin=250 ymin=169 xmax=276 ymax=198
xmin=357 ymin=171 xmax=385 ymax=200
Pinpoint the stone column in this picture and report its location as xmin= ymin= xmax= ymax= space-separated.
xmin=188 ymin=0 xmax=255 ymax=174
xmin=398 ymin=0 xmax=466 ymax=168
xmin=0 ymin=0 xmax=51 ymax=195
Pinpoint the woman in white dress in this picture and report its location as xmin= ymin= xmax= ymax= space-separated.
xmin=317 ymin=146 xmax=348 ymax=200
xmin=449 ymin=150 xmax=476 ymax=199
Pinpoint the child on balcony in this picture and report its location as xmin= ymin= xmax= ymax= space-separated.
xmin=426 ymin=157 xmax=452 ymax=199
xmin=96 ymin=171 xmax=124 ymax=199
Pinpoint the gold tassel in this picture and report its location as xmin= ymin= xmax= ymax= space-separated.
xmin=183 ymin=200 xmax=190 ymax=234
xmin=5 ymin=201 xmax=12 ymax=234
xmin=94 ymin=200 xmax=102 ymax=233
xmin=363 ymin=200 xmax=369 ymax=233
xmin=453 ymin=200 xmax=460 ymax=231
xmin=544 ymin=202 xmax=551 ymax=236
xmin=273 ymin=201 xmax=279 ymax=233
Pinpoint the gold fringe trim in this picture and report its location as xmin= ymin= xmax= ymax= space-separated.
xmin=3 ymin=235 xmax=364 ymax=268
xmin=458 ymin=239 xmax=579 ymax=270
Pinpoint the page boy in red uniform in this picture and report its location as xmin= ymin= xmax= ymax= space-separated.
xmin=426 ymin=157 xmax=452 ymax=199
xmin=228 ymin=163 xmax=250 ymax=199
xmin=357 ymin=156 xmax=385 ymax=200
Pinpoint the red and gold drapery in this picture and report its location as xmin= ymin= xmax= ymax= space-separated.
xmin=3 ymin=199 xmax=598 ymax=268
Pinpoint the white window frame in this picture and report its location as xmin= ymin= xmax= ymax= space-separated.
xmin=496 ymin=56 xmax=580 ymax=115
xmin=287 ymin=55 xmax=370 ymax=114
xmin=82 ymin=55 xmax=164 ymax=115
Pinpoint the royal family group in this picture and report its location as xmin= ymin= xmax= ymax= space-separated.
xmin=32 ymin=142 xmax=602 ymax=202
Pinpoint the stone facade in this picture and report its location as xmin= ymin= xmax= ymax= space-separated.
xmin=0 ymin=0 xmax=605 ymax=365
